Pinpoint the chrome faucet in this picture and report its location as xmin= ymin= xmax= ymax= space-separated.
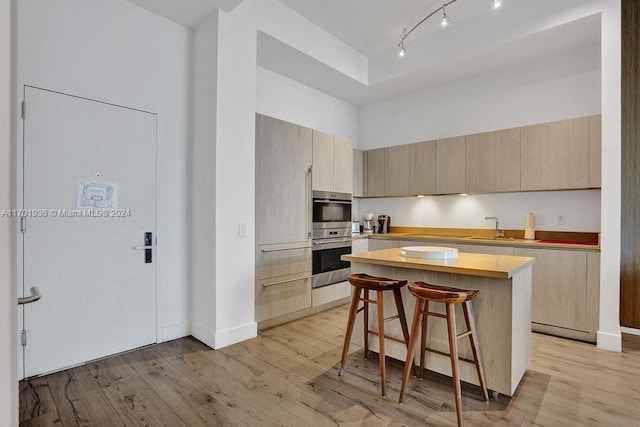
xmin=485 ymin=216 xmax=504 ymax=238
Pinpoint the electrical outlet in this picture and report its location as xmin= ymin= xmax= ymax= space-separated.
xmin=556 ymin=214 xmax=566 ymax=225
xmin=535 ymin=215 xmax=544 ymax=225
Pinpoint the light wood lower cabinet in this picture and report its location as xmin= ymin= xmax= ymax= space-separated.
xmin=514 ymin=247 xmax=598 ymax=341
xmin=367 ymin=238 xmax=398 ymax=251
xmin=256 ymin=244 xmax=312 ymax=323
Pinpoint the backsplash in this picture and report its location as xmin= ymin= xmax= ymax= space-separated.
xmin=354 ymin=189 xmax=600 ymax=232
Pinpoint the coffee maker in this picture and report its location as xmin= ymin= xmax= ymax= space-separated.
xmin=377 ymin=215 xmax=391 ymax=234
xmin=362 ymin=213 xmax=375 ymax=234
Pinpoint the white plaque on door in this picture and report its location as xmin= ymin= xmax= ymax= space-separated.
xmin=77 ymin=180 xmax=119 ymax=209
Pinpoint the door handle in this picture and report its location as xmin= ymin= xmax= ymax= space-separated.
xmin=18 ymin=286 xmax=41 ymax=305
xmin=132 ymin=232 xmax=153 ymax=263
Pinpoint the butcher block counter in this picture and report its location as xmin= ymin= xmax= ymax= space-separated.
xmin=342 ymin=248 xmax=535 ymax=397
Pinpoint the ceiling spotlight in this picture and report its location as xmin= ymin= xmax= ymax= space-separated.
xmin=399 ymin=29 xmax=407 ymax=57
xmin=441 ymin=4 xmax=451 ymax=26
xmin=492 ymin=0 xmax=503 ymax=9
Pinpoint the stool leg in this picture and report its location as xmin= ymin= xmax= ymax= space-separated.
xmin=376 ymin=290 xmax=387 ymax=397
xmin=393 ymin=288 xmax=418 ymax=377
xmin=363 ymin=289 xmax=369 ymax=359
xmin=339 ymin=286 xmax=361 ymax=377
xmin=446 ymin=303 xmax=464 ymax=427
xmin=419 ymin=300 xmax=430 ymax=379
xmin=399 ymin=298 xmax=424 ymax=404
xmin=463 ymin=301 xmax=489 ymax=402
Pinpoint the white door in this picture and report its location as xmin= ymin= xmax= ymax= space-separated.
xmin=21 ymin=87 xmax=157 ymax=378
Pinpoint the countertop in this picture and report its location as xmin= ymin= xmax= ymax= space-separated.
xmin=342 ymin=248 xmax=535 ymax=279
xmin=352 ymin=232 xmax=600 ymax=251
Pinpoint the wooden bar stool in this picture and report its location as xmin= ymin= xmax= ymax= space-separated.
xmin=338 ymin=273 xmax=412 ymax=397
xmin=399 ymin=282 xmax=489 ymax=427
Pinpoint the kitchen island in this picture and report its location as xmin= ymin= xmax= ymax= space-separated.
xmin=342 ymin=248 xmax=535 ymax=396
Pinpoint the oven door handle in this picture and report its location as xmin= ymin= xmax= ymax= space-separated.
xmin=312 ymin=199 xmax=352 ymax=204
xmin=313 ymin=238 xmax=352 ymax=245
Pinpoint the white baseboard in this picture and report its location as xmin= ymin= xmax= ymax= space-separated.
xmin=620 ymin=326 xmax=640 ymax=336
xmin=160 ymin=321 xmax=190 ymax=342
xmin=213 ymin=322 xmax=257 ymax=349
xmin=191 ymin=321 xmax=217 ymax=349
xmin=597 ymin=330 xmax=622 ymax=352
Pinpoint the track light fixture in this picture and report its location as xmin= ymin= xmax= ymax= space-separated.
xmin=398 ymin=0 xmax=504 ymax=57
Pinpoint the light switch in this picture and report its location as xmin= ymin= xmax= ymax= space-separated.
xmin=239 ymin=222 xmax=247 ymax=237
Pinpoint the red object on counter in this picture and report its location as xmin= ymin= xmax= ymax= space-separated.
xmin=538 ymin=240 xmax=598 ymax=245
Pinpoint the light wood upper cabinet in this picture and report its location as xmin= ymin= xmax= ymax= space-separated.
xmin=409 ymin=140 xmax=436 ymax=195
xmin=436 ymin=136 xmax=466 ymax=194
xmin=353 ymin=149 xmax=364 ymax=197
xmin=312 ymin=130 xmax=334 ymax=192
xmin=589 ymin=115 xmax=602 ymax=188
xmin=333 ymin=136 xmax=353 ymax=194
xmin=365 ymin=148 xmax=385 ymax=197
xmin=312 ymin=130 xmax=353 ymax=194
xmin=520 ymin=117 xmax=590 ymax=191
xmin=256 ymin=114 xmax=312 ymax=245
xmin=384 ymin=145 xmax=410 ymax=196
xmin=465 ymin=128 xmax=521 ymax=193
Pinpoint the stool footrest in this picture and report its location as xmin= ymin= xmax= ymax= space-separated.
xmin=424 ymin=311 xmax=447 ymax=319
xmin=424 ymin=347 xmax=477 ymax=365
xmin=457 ymin=330 xmax=472 ymax=340
xmin=383 ymin=314 xmax=399 ymax=323
xmin=368 ymin=330 xmax=407 ymax=345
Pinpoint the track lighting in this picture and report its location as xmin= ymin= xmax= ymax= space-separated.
xmin=397 ymin=0 xmax=505 ymax=57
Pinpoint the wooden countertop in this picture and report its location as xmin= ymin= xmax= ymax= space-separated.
xmin=358 ymin=233 xmax=600 ymax=251
xmin=343 ymin=248 xmax=535 ymax=279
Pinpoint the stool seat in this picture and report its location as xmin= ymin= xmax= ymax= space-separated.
xmin=409 ymin=282 xmax=478 ymax=303
xmin=338 ymin=273 xmax=412 ymax=397
xmin=349 ymin=273 xmax=407 ymax=290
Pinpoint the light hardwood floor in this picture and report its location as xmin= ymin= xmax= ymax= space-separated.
xmin=19 ymin=304 xmax=640 ymax=426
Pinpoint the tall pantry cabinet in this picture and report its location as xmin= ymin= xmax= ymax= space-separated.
xmin=255 ymin=114 xmax=312 ymax=324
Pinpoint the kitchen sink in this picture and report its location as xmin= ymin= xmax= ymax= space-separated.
xmin=464 ymin=236 xmax=537 ymax=242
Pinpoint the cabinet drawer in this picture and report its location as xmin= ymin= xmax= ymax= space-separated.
xmin=256 ymin=274 xmax=312 ymax=321
xmin=312 ymin=281 xmax=351 ymax=307
xmin=257 ymin=243 xmax=311 ymax=280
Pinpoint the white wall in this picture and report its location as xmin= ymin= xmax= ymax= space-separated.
xmin=256 ymin=66 xmax=359 ymax=144
xmin=358 ymin=190 xmax=601 ymax=232
xmin=1 ymin=0 xmax=17 ymax=424
xmin=17 ymin=0 xmax=192 ymax=342
xmin=360 ymin=46 xmax=600 ymax=149
xmin=190 ymin=12 xmax=219 ymax=348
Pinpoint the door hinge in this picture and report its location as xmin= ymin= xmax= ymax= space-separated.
xmin=21 ymin=216 xmax=26 ymax=233
xmin=21 ymin=330 xmax=26 ymax=347
xmin=21 ymin=101 xmax=26 ymax=119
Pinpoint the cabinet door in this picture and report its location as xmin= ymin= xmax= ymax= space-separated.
xmin=333 ymin=136 xmax=353 ymax=194
xmin=588 ymin=114 xmax=602 ymax=188
xmin=436 ymin=136 xmax=466 ymax=194
xmin=256 ymin=114 xmax=312 ymax=245
xmin=352 ymin=238 xmax=368 ymax=254
xmin=385 ymin=145 xmax=410 ymax=196
xmin=365 ymin=148 xmax=385 ymax=197
xmin=409 ymin=140 xmax=436 ymax=195
xmin=256 ymin=275 xmax=312 ymax=322
xmin=465 ymin=128 xmax=520 ymax=193
xmin=312 ymin=130 xmax=334 ymax=192
xmin=353 ymin=149 xmax=364 ymax=197
xmin=520 ymin=117 xmax=589 ymax=191
xmin=514 ymin=248 xmax=588 ymax=331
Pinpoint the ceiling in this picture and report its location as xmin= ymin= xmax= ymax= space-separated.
xmin=125 ymin=0 xmax=602 ymax=106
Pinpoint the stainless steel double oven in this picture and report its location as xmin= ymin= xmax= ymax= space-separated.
xmin=311 ymin=191 xmax=352 ymax=289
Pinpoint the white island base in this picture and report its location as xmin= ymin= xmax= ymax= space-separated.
xmin=345 ymin=249 xmax=533 ymax=397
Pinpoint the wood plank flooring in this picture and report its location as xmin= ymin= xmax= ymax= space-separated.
xmin=19 ymin=304 xmax=640 ymax=426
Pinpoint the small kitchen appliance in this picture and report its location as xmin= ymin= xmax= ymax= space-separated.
xmin=362 ymin=213 xmax=375 ymax=234
xmin=377 ymin=215 xmax=391 ymax=234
